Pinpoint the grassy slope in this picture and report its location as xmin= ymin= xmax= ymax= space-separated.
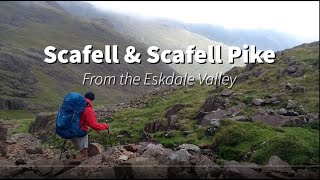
xmin=0 ymin=1 xmax=174 ymax=118
xmin=88 ymin=42 xmax=319 ymax=165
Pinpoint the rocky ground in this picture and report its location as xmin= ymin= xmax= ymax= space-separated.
xmin=0 ymin=123 xmax=319 ymax=179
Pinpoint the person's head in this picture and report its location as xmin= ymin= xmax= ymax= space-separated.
xmin=85 ymin=91 xmax=95 ymax=101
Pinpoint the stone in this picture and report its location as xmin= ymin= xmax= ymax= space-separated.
xmin=51 ymin=159 xmax=65 ymax=176
xmin=252 ymin=98 xmax=265 ymax=106
xmin=251 ymin=115 xmax=292 ymax=126
xmin=177 ymin=144 xmax=200 ymax=153
xmin=123 ymin=144 xmax=138 ymax=153
xmin=34 ymin=159 xmax=52 ymax=176
xmin=305 ymin=113 xmax=319 ymax=122
xmin=88 ymin=143 xmax=104 ymax=157
xmin=118 ymin=157 xmax=166 ymax=179
xmin=221 ymin=90 xmax=234 ymax=97
xmin=286 ymin=100 xmax=297 ymax=109
xmin=191 ymin=155 xmax=220 ymax=178
xmin=200 ymin=95 xmax=227 ymax=113
xmin=231 ymin=115 xmax=251 ymax=122
xmin=15 ymin=158 xmax=27 ymax=165
xmin=265 ymin=109 xmax=276 ymax=115
xmin=263 ymin=156 xmax=295 ymax=176
xmin=277 ymin=108 xmax=288 ymax=115
xmin=0 ymin=121 xmax=7 ymax=156
xmin=286 ymin=110 xmax=299 ymax=116
xmin=26 ymin=146 xmax=43 ymax=154
xmin=169 ymin=149 xmax=191 ymax=163
xmin=118 ymin=155 xmax=129 ymax=161
xmin=284 ymin=116 xmax=307 ymax=127
xmin=294 ymin=169 xmax=320 ymax=179
xmin=222 ymin=160 xmax=269 ymax=179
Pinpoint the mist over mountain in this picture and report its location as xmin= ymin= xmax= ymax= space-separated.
xmin=57 ymin=1 xmax=246 ymax=77
xmin=63 ymin=1 xmax=309 ymax=51
xmin=0 ymin=1 xmax=175 ymax=115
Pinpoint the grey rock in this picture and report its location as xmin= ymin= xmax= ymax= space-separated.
xmin=294 ymin=169 xmax=320 ymax=179
xmin=252 ymin=98 xmax=265 ymax=106
xmin=231 ymin=115 xmax=251 ymax=122
xmin=0 ymin=121 xmax=7 ymax=156
xmin=169 ymin=149 xmax=191 ymax=162
xmin=223 ymin=160 xmax=270 ymax=179
xmin=284 ymin=116 xmax=307 ymax=127
xmin=191 ymin=155 xmax=220 ymax=178
xmin=26 ymin=146 xmax=43 ymax=154
xmin=34 ymin=159 xmax=52 ymax=176
xmin=251 ymin=114 xmax=292 ymax=126
xmin=286 ymin=100 xmax=297 ymax=109
xmin=15 ymin=158 xmax=27 ymax=165
xmin=177 ymin=144 xmax=200 ymax=153
xmin=118 ymin=155 xmax=129 ymax=161
xmin=277 ymin=108 xmax=288 ymax=115
xmin=266 ymin=109 xmax=276 ymax=115
xmin=305 ymin=113 xmax=319 ymax=122
xmin=221 ymin=90 xmax=234 ymax=97
xmin=263 ymin=156 xmax=295 ymax=176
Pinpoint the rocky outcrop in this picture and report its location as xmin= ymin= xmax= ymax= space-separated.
xmin=0 ymin=98 xmax=28 ymax=110
xmin=0 ymin=121 xmax=7 ymax=156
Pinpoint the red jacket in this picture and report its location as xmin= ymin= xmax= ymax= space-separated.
xmin=80 ymin=98 xmax=108 ymax=131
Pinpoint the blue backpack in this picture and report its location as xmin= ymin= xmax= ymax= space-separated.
xmin=56 ymin=92 xmax=88 ymax=139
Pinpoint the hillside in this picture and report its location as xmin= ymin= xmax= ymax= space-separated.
xmin=57 ymin=1 xmax=245 ymax=78
xmin=0 ymin=1 xmax=175 ymax=118
xmin=0 ymin=41 xmax=318 ymax=179
xmin=27 ymin=41 xmax=319 ymax=167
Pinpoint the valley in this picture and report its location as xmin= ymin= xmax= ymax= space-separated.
xmin=0 ymin=1 xmax=318 ymax=179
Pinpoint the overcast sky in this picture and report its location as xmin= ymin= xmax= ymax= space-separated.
xmin=87 ymin=1 xmax=319 ymax=41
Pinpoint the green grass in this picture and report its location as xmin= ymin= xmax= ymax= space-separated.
xmin=89 ymin=85 xmax=215 ymax=147
xmin=214 ymin=120 xmax=319 ymax=165
xmin=0 ymin=110 xmax=36 ymax=120
xmin=1 ymin=118 xmax=35 ymax=136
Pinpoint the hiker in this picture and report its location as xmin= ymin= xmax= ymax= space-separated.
xmin=71 ymin=91 xmax=108 ymax=160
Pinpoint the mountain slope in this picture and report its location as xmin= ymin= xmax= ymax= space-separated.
xmin=57 ymin=1 xmax=245 ymax=78
xmin=0 ymin=1 xmax=175 ymax=117
xmin=29 ymin=41 xmax=319 ymax=166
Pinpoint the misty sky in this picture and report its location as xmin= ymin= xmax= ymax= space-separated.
xmin=87 ymin=1 xmax=319 ymax=41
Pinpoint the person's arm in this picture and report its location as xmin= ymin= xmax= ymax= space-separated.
xmin=85 ymin=107 xmax=108 ymax=131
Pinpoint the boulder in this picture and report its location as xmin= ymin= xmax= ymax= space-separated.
xmin=222 ymin=161 xmax=269 ymax=179
xmin=88 ymin=143 xmax=104 ymax=157
xmin=221 ymin=90 xmax=234 ymax=97
xmin=191 ymin=154 xmax=220 ymax=178
xmin=265 ymin=109 xmax=276 ymax=115
xmin=0 ymin=121 xmax=7 ymax=156
xmin=277 ymin=108 xmax=288 ymax=115
xmin=251 ymin=114 xmax=293 ymax=126
xmin=123 ymin=144 xmax=139 ymax=153
xmin=165 ymin=104 xmax=185 ymax=130
xmin=177 ymin=144 xmax=200 ymax=153
xmin=252 ymin=98 xmax=265 ymax=106
xmin=26 ymin=146 xmax=43 ymax=154
xmin=284 ymin=116 xmax=307 ymax=127
xmin=305 ymin=113 xmax=319 ymax=122
xmin=200 ymin=103 xmax=245 ymax=126
xmin=286 ymin=63 xmax=304 ymax=77
xmin=140 ymin=143 xmax=174 ymax=164
xmin=286 ymin=100 xmax=297 ymax=109
xmin=231 ymin=115 xmax=251 ymax=122
xmin=169 ymin=149 xmax=192 ymax=163
xmin=294 ymin=169 xmax=320 ymax=179
xmin=262 ymin=156 xmax=295 ymax=177
xmin=115 ymin=157 xmax=166 ymax=179
xmin=118 ymin=155 xmax=129 ymax=161
xmin=196 ymin=95 xmax=227 ymax=117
